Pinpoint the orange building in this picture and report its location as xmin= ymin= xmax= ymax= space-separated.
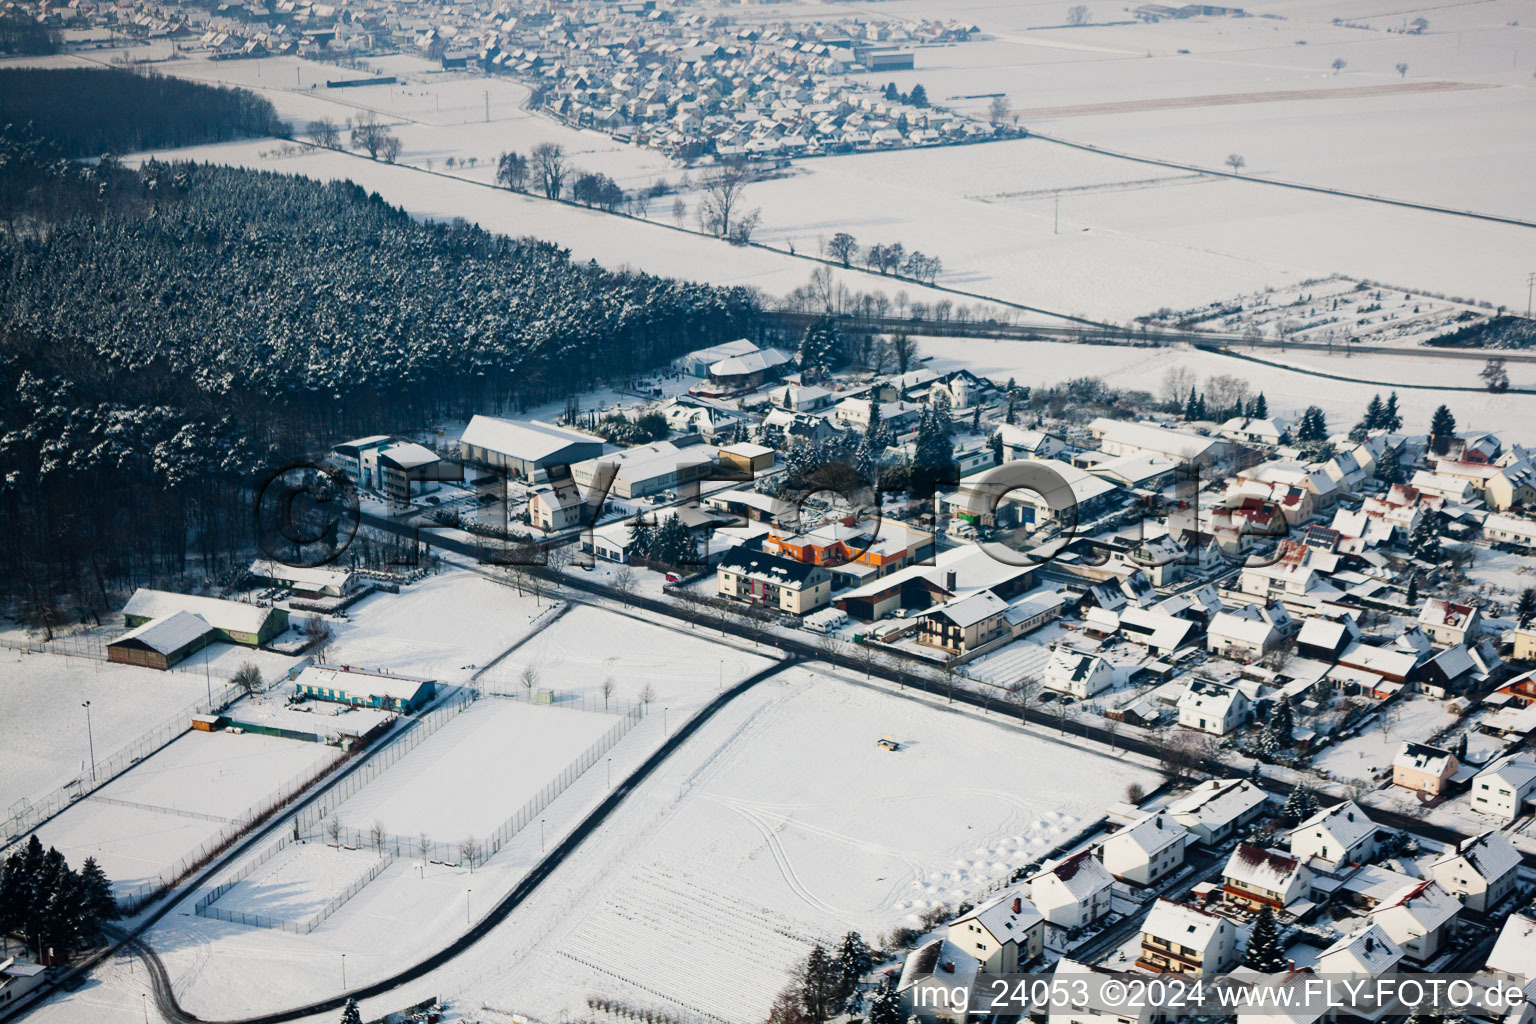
xmin=765 ymin=517 xmax=933 ymax=589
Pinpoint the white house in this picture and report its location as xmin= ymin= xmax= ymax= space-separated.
xmin=1288 ymin=801 xmax=1378 ymax=869
xmin=1367 ymin=880 xmax=1462 ymax=964
xmin=1222 ymin=843 xmax=1312 ymax=912
xmin=946 ymin=892 xmax=1044 ymax=972
xmin=1471 ymin=753 xmax=1536 ymax=820
xmin=1028 ymin=851 xmax=1114 ymax=929
xmin=1167 ymin=778 xmax=1269 ymax=845
xmin=1047 ymin=959 xmax=1163 ymax=1024
xmin=1136 ymin=898 xmax=1238 ymax=975
xmin=1178 ymin=680 xmax=1252 ymax=735
xmin=895 ymin=938 xmax=978 ymax=1018
xmin=1487 ymin=913 xmax=1536 ymax=984
xmin=1430 ymin=831 xmax=1522 ymax=914
xmin=1042 ymin=647 xmax=1114 ymax=699
xmin=1313 ymin=924 xmax=1404 ymax=1019
xmin=1417 ymin=598 xmax=1482 ymax=648
xmin=1102 ymin=813 xmax=1188 ymax=886
xmin=1206 ymin=604 xmax=1290 ymax=661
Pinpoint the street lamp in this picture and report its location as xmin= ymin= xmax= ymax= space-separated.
xmin=607 ymin=758 xmax=612 ymax=789
xmin=466 ymin=889 xmax=472 ymax=924
xmin=142 ymin=992 xmax=149 ymax=1024
xmin=340 ymin=953 xmax=346 ymax=988
xmin=540 ymin=818 xmax=546 ymax=852
xmin=81 ymin=702 xmax=96 ymax=782
xmin=663 ymin=706 xmax=668 ymax=736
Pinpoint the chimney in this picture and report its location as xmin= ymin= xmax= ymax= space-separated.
xmin=941 ymin=961 xmax=955 ymax=974
xmin=945 ymin=570 xmax=956 ymax=592
xmin=1012 ymin=897 xmax=1022 ymax=914
xmin=1287 ymin=959 xmax=1296 ymax=971
xmin=1155 ymin=815 xmax=1164 ymax=829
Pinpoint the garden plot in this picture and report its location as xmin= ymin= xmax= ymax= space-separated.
xmin=913 ymin=335 xmax=1536 ymax=443
xmin=472 ymin=665 xmax=1159 ymax=1023
xmin=1310 ymin=697 xmax=1462 ymax=782
xmin=0 ymin=650 xmax=210 ymax=812
xmin=26 ymin=730 xmax=336 ymax=898
xmin=321 ymin=697 xmax=619 ymax=842
xmin=322 ymin=569 xmax=548 ymax=683
xmin=209 ymin=841 xmax=382 ymax=927
xmin=476 ymin=603 xmax=775 ymax=713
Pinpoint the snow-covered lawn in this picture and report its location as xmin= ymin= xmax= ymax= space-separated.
xmin=323 ymin=569 xmax=549 ymax=683
xmin=323 ymin=697 xmax=619 ymax=841
xmin=0 ymin=650 xmax=213 ymax=814
xmin=209 ymin=841 xmax=382 ymax=925
xmin=28 ymin=730 xmax=337 ymax=897
xmin=1309 ymin=697 xmax=1461 ymax=782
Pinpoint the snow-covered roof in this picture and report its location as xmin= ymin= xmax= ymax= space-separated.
xmin=1208 ymin=610 xmax=1278 ymax=646
xmin=1290 ymin=801 xmax=1375 ymax=850
xmin=1141 ymin=898 xmax=1228 ymax=952
xmin=1089 ymin=417 xmax=1222 ymax=461
xmin=1487 ymin=913 xmax=1536 ymax=982
xmin=379 ymin=441 xmax=440 ymax=470
xmin=951 ymin=890 xmax=1042 ymax=943
xmin=123 ymin=588 xmax=276 ymax=636
xmin=1315 ymin=923 xmax=1402 ymax=977
xmin=709 ymin=346 xmax=791 ymax=378
xmin=110 ymin=610 xmax=212 ymax=656
xmin=1167 ymin=778 xmax=1267 ymax=830
xmin=250 ymin=560 xmax=353 ymax=590
xmin=1223 ymin=843 xmax=1304 ymax=894
xmin=1030 ymin=850 xmax=1113 ymax=902
xmin=459 ymin=416 xmax=603 ymax=461
xmin=1045 ymin=647 xmax=1108 ymax=684
xmin=296 ymin=664 xmax=435 ymax=700
xmin=1434 ymin=830 xmax=1521 ymax=884
xmin=1178 ymin=679 xmax=1245 ymax=715
xmin=897 ymin=937 xmax=978 ymax=993
xmin=1107 ymin=813 xmax=1187 ymax=859
xmin=1477 ymin=752 xmax=1536 ymax=792
xmin=1370 ymin=880 xmax=1462 ymax=935
xmin=925 ymin=589 xmax=1007 ymax=629
xmin=1393 ymin=742 xmax=1456 ymax=777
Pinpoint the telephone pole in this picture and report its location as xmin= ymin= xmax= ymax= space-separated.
xmin=1527 ymin=271 xmax=1534 ymax=317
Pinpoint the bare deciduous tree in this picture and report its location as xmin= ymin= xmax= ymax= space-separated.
xmin=520 ymin=663 xmax=540 ymax=700
xmin=1225 ymin=153 xmax=1246 ymax=172
xmin=306 ymin=118 xmax=339 ymax=148
xmin=233 ymin=661 xmax=263 ymax=697
xmin=612 ymin=565 xmax=636 ymax=604
xmin=697 ymin=158 xmax=754 ymax=240
xmin=988 ymin=95 xmax=1011 ymax=124
xmin=459 ymin=836 xmax=481 ymax=871
xmin=638 ymin=683 xmax=657 ymax=707
xmin=303 ymin=616 xmax=334 ymax=663
xmin=369 ymin=819 xmax=387 ymax=855
xmin=324 ymin=816 xmax=342 ymax=846
xmin=531 ymin=142 xmax=568 ymax=200
xmin=600 ymin=676 xmax=615 ymax=711
xmin=1067 ymin=4 xmax=1090 ymax=25
xmin=890 ymin=332 xmax=919 ymax=374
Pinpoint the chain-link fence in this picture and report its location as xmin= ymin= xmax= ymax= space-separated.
xmin=194 ymin=836 xmax=397 ymax=934
xmin=3 ymin=681 xmax=245 ymax=846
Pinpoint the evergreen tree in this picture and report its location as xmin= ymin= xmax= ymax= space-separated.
xmin=340 ymin=997 xmax=363 ymax=1024
xmin=651 ymin=513 xmax=690 ymax=567
xmin=1248 ymin=759 xmax=1263 ymax=784
xmin=1281 ymin=786 xmax=1316 ymax=824
xmin=1363 ymin=394 xmax=1385 ymax=430
xmin=866 ymin=980 xmax=902 ymax=1024
xmin=1517 ymin=588 xmax=1536 ymax=628
xmin=798 ymin=318 xmax=842 ymax=382
xmin=1252 ymin=392 xmax=1268 ymax=418
xmin=1377 ymin=446 xmax=1403 ymax=485
xmin=1244 ymin=906 xmax=1287 ymax=973
xmin=989 ymin=432 xmax=1003 ymax=465
xmin=1184 ymin=386 xmax=1200 ymax=420
xmin=971 ymin=406 xmax=981 ymax=434
xmin=1381 ymin=392 xmax=1402 ymax=432
xmin=1295 ymin=406 xmax=1328 ymax=443
xmin=1409 ymin=510 xmax=1442 ymax=563
xmin=1267 ymin=696 xmax=1295 ymax=748
xmin=800 ymin=944 xmax=841 ymax=1022
xmin=1406 ymin=573 xmax=1419 ymax=605
xmin=1429 ymin=404 xmax=1457 ymax=453
xmin=910 ymin=406 xmax=957 ymax=498
xmin=836 ymin=931 xmax=874 ymax=996
xmin=908 ymin=83 xmax=929 ymax=108
xmin=627 ymin=514 xmax=655 ymax=561
xmin=75 ymin=857 xmax=118 ymax=946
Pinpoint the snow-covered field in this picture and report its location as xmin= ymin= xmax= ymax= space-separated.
xmin=913 ymin=335 xmax=1536 ymax=441
xmin=475 ymin=602 xmax=775 ymax=714
xmin=28 ymin=730 xmax=337 ymax=895
xmin=323 ymin=697 xmax=618 ymax=841
xmin=0 ymin=650 xmax=212 ymax=814
xmin=458 ymin=665 xmax=1159 ymax=1023
xmin=1309 ymin=696 xmax=1461 ymax=782
xmin=207 ymin=840 xmax=381 ymax=925
xmin=323 ymin=569 xmax=548 ymax=683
